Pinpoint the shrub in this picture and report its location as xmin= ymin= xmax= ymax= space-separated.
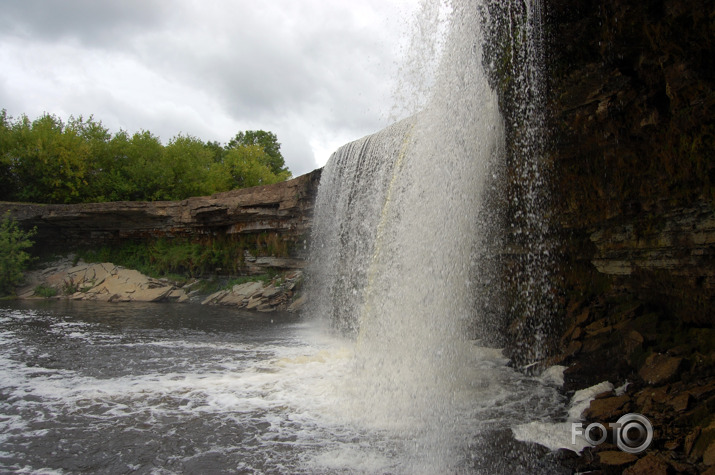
xmin=34 ymin=284 xmax=57 ymax=298
xmin=0 ymin=213 xmax=36 ymax=295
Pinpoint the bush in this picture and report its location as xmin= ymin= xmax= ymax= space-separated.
xmin=0 ymin=213 xmax=36 ymax=295
xmin=34 ymin=284 xmax=57 ymax=298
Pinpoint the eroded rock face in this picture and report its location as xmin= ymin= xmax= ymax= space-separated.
xmin=0 ymin=170 xmax=321 ymax=268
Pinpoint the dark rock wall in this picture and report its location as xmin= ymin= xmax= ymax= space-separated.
xmin=542 ymin=0 xmax=714 ymax=369
xmin=548 ymin=0 xmax=714 ymax=321
xmin=483 ymin=0 xmax=713 ymax=471
xmin=535 ymin=1 xmax=714 ymax=472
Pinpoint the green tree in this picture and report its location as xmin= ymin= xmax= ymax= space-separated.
xmin=5 ymin=113 xmax=95 ymax=203
xmin=0 ymin=110 xmax=18 ymax=200
xmin=162 ymin=134 xmax=216 ymax=199
xmin=217 ymin=144 xmax=291 ymax=189
xmin=227 ymin=130 xmax=290 ymax=176
xmin=116 ymin=130 xmax=166 ymax=201
xmin=0 ymin=213 xmax=36 ymax=295
xmin=0 ymin=111 xmax=293 ymax=203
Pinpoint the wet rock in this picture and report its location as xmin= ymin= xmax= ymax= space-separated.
xmin=639 ymin=353 xmax=684 ymax=385
xmin=705 ymin=441 xmax=715 ymax=466
xmin=540 ymin=1 xmax=715 ymax=473
xmin=574 ymin=309 xmax=590 ymax=326
xmin=584 ymin=318 xmax=608 ymax=335
xmin=624 ymin=330 xmax=644 ymax=356
xmin=597 ymin=450 xmax=638 ymax=466
xmin=622 ymin=453 xmax=670 ymax=475
xmin=687 ymin=381 xmax=715 ymax=401
xmin=131 ymin=285 xmax=174 ymax=302
xmin=585 ymin=394 xmax=630 ymax=420
xmin=594 ymin=389 xmax=615 ymax=399
xmin=245 ymin=297 xmax=263 ymax=310
xmin=563 ymin=340 xmax=582 ymax=358
xmin=635 ymin=386 xmax=670 ymax=408
xmin=691 ymin=421 xmax=715 ymax=463
xmin=669 ymin=393 xmax=693 ymax=412
xmin=168 ymin=289 xmax=189 ymax=303
xmin=202 ymin=271 xmax=304 ymax=312
xmin=215 ymin=292 xmax=246 ymax=306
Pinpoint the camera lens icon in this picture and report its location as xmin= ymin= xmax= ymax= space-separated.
xmin=614 ymin=413 xmax=653 ymax=454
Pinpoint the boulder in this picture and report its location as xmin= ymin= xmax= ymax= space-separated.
xmin=19 ymin=260 xmax=187 ymax=303
xmin=131 ymin=286 xmax=174 ymax=302
xmin=232 ymin=281 xmax=264 ymax=298
xmin=585 ymin=394 xmax=631 ymax=420
xmin=261 ymin=286 xmax=281 ymax=298
xmin=639 ymin=353 xmax=684 ymax=385
xmin=202 ymin=290 xmax=228 ymax=305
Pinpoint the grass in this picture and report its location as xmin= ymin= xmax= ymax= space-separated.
xmin=223 ymin=272 xmax=277 ymax=290
xmin=34 ymin=285 xmax=58 ymax=298
xmin=75 ymin=233 xmax=291 ymax=280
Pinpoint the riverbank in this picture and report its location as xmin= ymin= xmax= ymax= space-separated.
xmin=16 ymin=257 xmax=305 ymax=313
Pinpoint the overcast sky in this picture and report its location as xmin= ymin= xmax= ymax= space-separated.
xmin=0 ymin=0 xmax=423 ymax=176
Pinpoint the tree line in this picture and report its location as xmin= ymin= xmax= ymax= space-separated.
xmin=0 ymin=110 xmax=292 ymax=203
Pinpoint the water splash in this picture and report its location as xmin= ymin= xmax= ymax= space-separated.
xmin=481 ymin=0 xmax=556 ymax=364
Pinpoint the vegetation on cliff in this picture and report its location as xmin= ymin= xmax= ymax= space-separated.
xmin=0 ymin=213 xmax=36 ymax=295
xmin=0 ymin=110 xmax=292 ymax=204
xmin=76 ymin=233 xmax=290 ymax=280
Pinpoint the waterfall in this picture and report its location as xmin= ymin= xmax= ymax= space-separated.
xmin=309 ymin=0 xmax=504 ymax=342
xmin=306 ymin=0 xmax=552 ymax=471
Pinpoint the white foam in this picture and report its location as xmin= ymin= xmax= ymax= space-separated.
xmin=513 ymin=380 xmax=616 ymax=453
xmin=539 ymin=365 xmax=567 ymax=386
xmin=307 ymin=447 xmax=397 ymax=474
xmin=615 ymin=381 xmax=630 ymax=396
xmin=512 ymin=421 xmax=591 ymax=452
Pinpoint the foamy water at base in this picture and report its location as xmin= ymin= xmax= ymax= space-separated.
xmin=0 ymin=301 xmax=570 ymax=474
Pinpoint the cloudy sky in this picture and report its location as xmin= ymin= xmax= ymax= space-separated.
xmin=0 ymin=0 xmax=423 ymax=176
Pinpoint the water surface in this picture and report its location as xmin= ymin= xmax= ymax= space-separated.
xmin=0 ymin=300 xmax=569 ymax=474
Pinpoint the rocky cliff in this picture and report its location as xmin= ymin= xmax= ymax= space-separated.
xmin=0 ymin=169 xmax=321 ymax=272
xmin=530 ymin=1 xmax=714 ymax=473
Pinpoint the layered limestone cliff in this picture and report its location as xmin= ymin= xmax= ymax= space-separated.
xmin=0 ymin=169 xmax=321 ymax=273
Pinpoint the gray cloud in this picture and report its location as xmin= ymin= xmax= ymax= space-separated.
xmin=0 ymin=0 xmax=418 ymax=176
xmin=0 ymin=0 xmax=170 ymax=45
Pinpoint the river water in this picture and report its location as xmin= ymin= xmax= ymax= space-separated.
xmin=0 ymin=300 xmax=572 ymax=474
